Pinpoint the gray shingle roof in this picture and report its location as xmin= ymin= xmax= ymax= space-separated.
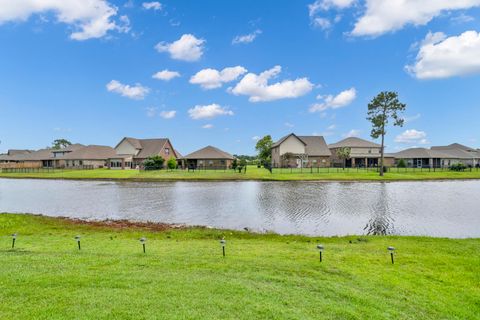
xmin=431 ymin=143 xmax=476 ymax=152
xmin=271 ymin=133 xmax=306 ymax=148
xmin=328 ymin=137 xmax=381 ymax=148
xmin=62 ymin=145 xmax=117 ymax=160
xmin=297 ymin=136 xmax=332 ymax=156
xmin=392 ymin=148 xmax=461 ymax=159
xmin=183 ymin=146 xmax=234 ymax=160
xmin=116 ymin=137 xmax=170 ymax=159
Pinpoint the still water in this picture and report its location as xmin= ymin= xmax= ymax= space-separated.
xmin=1 ymin=178 xmax=479 ymax=238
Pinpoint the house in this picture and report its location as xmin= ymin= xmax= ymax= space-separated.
xmin=110 ymin=137 xmax=178 ymax=169
xmin=328 ymin=137 xmax=394 ymax=168
xmin=182 ymin=146 xmax=234 ymax=169
xmin=431 ymin=143 xmax=480 ymax=167
xmin=271 ymin=133 xmax=331 ymax=168
xmin=391 ymin=147 xmax=474 ymax=168
xmin=62 ymin=145 xmax=117 ymax=168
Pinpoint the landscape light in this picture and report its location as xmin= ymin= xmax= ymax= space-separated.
xmin=388 ymin=246 xmax=395 ymax=264
xmin=140 ymin=237 xmax=146 ymax=254
xmin=220 ymin=239 xmax=226 ymax=257
xmin=317 ymin=244 xmax=324 ymax=262
xmin=75 ymin=235 xmax=81 ymax=250
xmin=11 ymin=233 xmax=17 ymax=249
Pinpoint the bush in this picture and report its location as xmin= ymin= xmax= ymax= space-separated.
xmin=167 ymin=157 xmax=177 ymax=170
xmin=143 ymin=155 xmax=165 ymax=170
xmin=449 ymin=163 xmax=467 ymax=171
xmin=232 ymin=159 xmax=238 ymax=170
xmin=397 ymin=159 xmax=406 ymax=168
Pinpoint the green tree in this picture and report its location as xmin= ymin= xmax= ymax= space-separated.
xmin=143 ymin=155 xmax=165 ymax=170
xmin=52 ymin=139 xmax=72 ymax=150
xmin=255 ymin=135 xmax=273 ymax=166
xmin=367 ymin=91 xmax=406 ymax=176
xmin=231 ymin=158 xmax=238 ymax=170
xmin=336 ymin=147 xmax=351 ymax=170
xmin=167 ymin=157 xmax=177 ymax=170
xmin=397 ymin=159 xmax=407 ymax=168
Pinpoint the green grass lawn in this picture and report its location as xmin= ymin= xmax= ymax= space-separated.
xmin=1 ymin=213 xmax=479 ymax=319
xmin=1 ymin=165 xmax=480 ymax=181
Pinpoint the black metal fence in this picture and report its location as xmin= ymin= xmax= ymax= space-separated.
xmin=271 ymin=166 xmax=480 ymax=174
xmin=1 ymin=166 xmax=94 ymax=173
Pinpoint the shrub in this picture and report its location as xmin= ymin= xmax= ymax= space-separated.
xmin=232 ymin=159 xmax=238 ymax=170
xmin=167 ymin=157 xmax=177 ymax=170
xmin=397 ymin=159 xmax=406 ymax=168
xmin=143 ymin=155 xmax=165 ymax=170
xmin=449 ymin=163 xmax=467 ymax=171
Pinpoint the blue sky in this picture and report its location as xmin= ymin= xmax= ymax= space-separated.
xmin=0 ymin=0 xmax=479 ymax=155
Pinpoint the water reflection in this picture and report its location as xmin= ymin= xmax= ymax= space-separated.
xmin=0 ymin=178 xmax=479 ymax=238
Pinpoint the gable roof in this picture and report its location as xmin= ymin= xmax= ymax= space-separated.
xmin=115 ymin=137 xmax=170 ymax=158
xmin=13 ymin=148 xmax=55 ymax=161
xmin=329 ymin=137 xmax=381 ymax=149
xmin=183 ymin=146 xmax=234 ymax=160
xmin=7 ymin=149 xmax=32 ymax=156
xmin=392 ymin=148 xmax=460 ymax=159
xmin=431 ymin=143 xmax=476 ymax=152
xmin=297 ymin=136 xmax=332 ymax=156
xmin=272 ymin=133 xmax=306 ymax=148
xmin=52 ymin=143 xmax=85 ymax=153
xmin=62 ymin=145 xmax=117 ymax=160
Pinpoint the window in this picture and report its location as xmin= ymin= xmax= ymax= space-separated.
xmin=368 ymin=149 xmax=372 ymax=154
xmin=165 ymin=148 xmax=170 ymax=155
xmin=208 ymin=160 xmax=213 ymax=165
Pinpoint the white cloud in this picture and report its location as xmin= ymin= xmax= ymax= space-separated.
xmin=343 ymin=129 xmax=361 ymax=138
xmin=327 ymin=124 xmax=336 ymax=130
xmin=152 ymin=70 xmax=180 ymax=81
xmin=190 ymin=66 xmax=247 ymax=89
xmin=404 ymin=113 xmax=421 ymax=123
xmin=406 ymin=30 xmax=480 ymax=79
xmin=252 ymin=136 xmax=261 ymax=141
xmin=309 ymin=87 xmax=356 ymax=112
xmin=106 ymin=80 xmax=149 ymax=100
xmin=202 ymin=124 xmax=213 ymax=129
xmin=146 ymin=107 xmax=158 ymax=117
xmin=142 ymin=2 xmax=162 ymax=10
xmin=155 ymin=34 xmax=205 ymax=62
xmin=451 ymin=13 xmax=475 ymax=24
xmin=351 ymin=0 xmax=480 ymax=37
xmin=312 ymin=17 xmax=332 ymax=30
xmin=159 ymin=110 xmax=176 ymax=119
xmin=308 ymin=0 xmax=356 ymax=16
xmin=0 ymin=0 xmax=126 ymax=40
xmin=395 ymin=129 xmax=429 ymax=144
xmin=285 ymin=122 xmax=294 ymax=128
xmin=188 ymin=104 xmax=234 ymax=120
xmin=232 ymin=29 xmax=262 ymax=44
xmin=230 ymin=66 xmax=313 ymax=102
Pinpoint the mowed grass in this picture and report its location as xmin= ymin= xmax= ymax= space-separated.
xmin=1 ymin=166 xmax=480 ymax=181
xmin=1 ymin=214 xmax=479 ymax=319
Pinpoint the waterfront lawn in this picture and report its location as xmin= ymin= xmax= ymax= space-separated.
xmin=1 ymin=213 xmax=479 ymax=319
xmin=1 ymin=166 xmax=480 ymax=181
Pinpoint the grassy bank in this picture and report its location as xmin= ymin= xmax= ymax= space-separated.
xmin=1 ymin=213 xmax=479 ymax=319
xmin=1 ymin=166 xmax=480 ymax=181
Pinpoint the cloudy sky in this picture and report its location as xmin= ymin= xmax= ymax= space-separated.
xmin=0 ymin=0 xmax=479 ymax=154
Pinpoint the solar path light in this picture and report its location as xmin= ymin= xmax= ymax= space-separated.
xmin=75 ymin=235 xmax=81 ymax=250
xmin=220 ymin=239 xmax=226 ymax=257
xmin=388 ymin=246 xmax=395 ymax=264
xmin=11 ymin=233 xmax=17 ymax=249
xmin=140 ymin=237 xmax=146 ymax=253
xmin=317 ymin=244 xmax=324 ymax=262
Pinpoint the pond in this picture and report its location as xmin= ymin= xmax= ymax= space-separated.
xmin=1 ymin=178 xmax=479 ymax=238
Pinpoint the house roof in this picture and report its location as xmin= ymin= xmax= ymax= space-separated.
xmin=431 ymin=143 xmax=476 ymax=152
xmin=271 ymin=133 xmax=306 ymax=148
xmin=7 ymin=149 xmax=32 ymax=156
xmin=174 ymin=149 xmax=183 ymax=159
xmin=13 ymin=148 xmax=55 ymax=161
xmin=392 ymin=148 xmax=460 ymax=159
xmin=328 ymin=137 xmax=381 ymax=149
xmin=116 ymin=137 xmax=170 ymax=159
xmin=51 ymin=143 xmax=85 ymax=153
xmin=297 ymin=136 xmax=332 ymax=156
xmin=62 ymin=145 xmax=117 ymax=160
xmin=183 ymin=146 xmax=234 ymax=160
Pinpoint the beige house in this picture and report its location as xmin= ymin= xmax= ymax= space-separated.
xmin=431 ymin=143 xmax=480 ymax=167
xmin=182 ymin=146 xmax=234 ymax=170
xmin=62 ymin=145 xmax=117 ymax=169
xmin=328 ymin=137 xmax=394 ymax=168
xmin=110 ymin=137 xmax=178 ymax=169
xmin=271 ymin=133 xmax=331 ymax=168
xmin=393 ymin=146 xmax=480 ymax=168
